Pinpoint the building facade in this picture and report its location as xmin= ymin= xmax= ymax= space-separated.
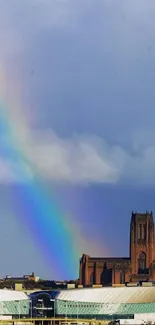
xmin=79 ymin=211 xmax=155 ymax=286
xmin=55 ymin=286 xmax=155 ymax=320
xmin=31 ymin=286 xmax=155 ymax=321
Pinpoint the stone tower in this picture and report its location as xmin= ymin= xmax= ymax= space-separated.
xmin=130 ymin=211 xmax=155 ymax=277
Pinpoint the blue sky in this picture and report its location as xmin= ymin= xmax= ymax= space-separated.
xmin=0 ymin=0 xmax=155 ymax=279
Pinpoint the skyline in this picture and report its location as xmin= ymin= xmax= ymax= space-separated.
xmin=0 ymin=0 xmax=155 ymax=279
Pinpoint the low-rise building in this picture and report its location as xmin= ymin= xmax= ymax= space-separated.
xmin=0 ymin=289 xmax=29 ymax=318
xmin=30 ymin=285 xmax=155 ymax=322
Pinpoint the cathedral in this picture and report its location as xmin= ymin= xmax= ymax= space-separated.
xmin=79 ymin=211 xmax=155 ymax=286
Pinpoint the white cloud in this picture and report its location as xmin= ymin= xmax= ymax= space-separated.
xmin=0 ymin=128 xmax=152 ymax=187
xmin=6 ymin=128 xmax=155 ymax=187
xmin=24 ymin=131 xmax=119 ymax=184
xmin=0 ymin=118 xmax=155 ymax=187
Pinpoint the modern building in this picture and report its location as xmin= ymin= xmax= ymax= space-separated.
xmin=30 ymin=290 xmax=58 ymax=318
xmin=30 ymin=286 xmax=155 ymax=322
xmin=79 ymin=211 xmax=155 ymax=286
xmin=0 ymin=289 xmax=29 ymax=318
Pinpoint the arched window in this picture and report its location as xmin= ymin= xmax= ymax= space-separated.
xmin=138 ymin=252 xmax=146 ymax=273
xmin=89 ymin=272 xmax=94 ymax=285
xmin=120 ymin=271 xmax=125 ymax=284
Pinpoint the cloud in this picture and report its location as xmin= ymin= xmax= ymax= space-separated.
xmin=27 ymin=130 xmax=155 ymax=187
xmin=29 ymin=130 xmax=155 ymax=187
xmin=0 ymin=126 xmax=154 ymax=187
xmin=1 ymin=0 xmax=155 ymax=187
xmin=24 ymin=131 xmax=120 ymax=184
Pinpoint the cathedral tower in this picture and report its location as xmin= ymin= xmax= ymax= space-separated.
xmin=79 ymin=211 xmax=155 ymax=286
xmin=130 ymin=211 xmax=155 ymax=276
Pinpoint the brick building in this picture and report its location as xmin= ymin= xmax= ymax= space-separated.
xmin=79 ymin=211 xmax=155 ymax=286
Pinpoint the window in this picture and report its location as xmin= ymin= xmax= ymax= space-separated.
xmin=138 ymin=224 xmax=141 ymax=239
xmin=138 ymin=252 xmax=146 ymax=273
xmin=138 ymin=224 xmax=146 ymax=240
xmin=142 ymin=225 xmax=146 ymax=239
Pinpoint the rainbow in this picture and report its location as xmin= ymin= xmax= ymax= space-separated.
xmin=0 ymin=72 xmax=80 ymax=280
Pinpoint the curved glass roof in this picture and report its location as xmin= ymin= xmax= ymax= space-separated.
xmin=56 ymin=287 xmax=155 ymax=304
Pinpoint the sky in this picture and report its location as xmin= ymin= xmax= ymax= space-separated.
xmin=0 ymin=0 xmax=155 ymax=279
